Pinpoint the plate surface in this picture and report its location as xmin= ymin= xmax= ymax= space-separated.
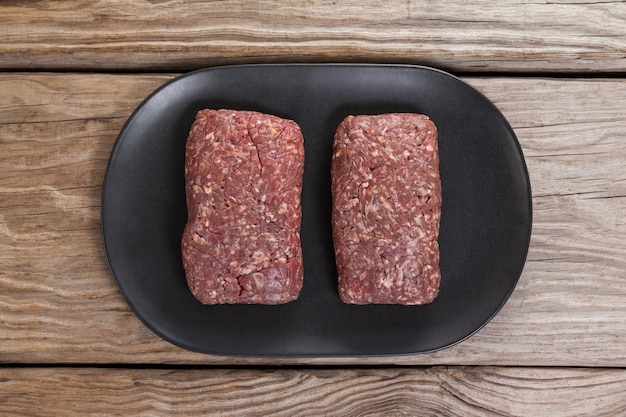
xmin=101 ymin=64 xmax=532 ymax=357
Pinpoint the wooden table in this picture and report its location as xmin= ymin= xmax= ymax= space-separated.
xmin=2 ymin=1 xmax=626 ymax=415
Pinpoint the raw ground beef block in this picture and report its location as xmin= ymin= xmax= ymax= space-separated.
xmin=331 ymin=113 xmax=442 ymax=305
xmin=181 ymin=109 xmax=305 ymax=304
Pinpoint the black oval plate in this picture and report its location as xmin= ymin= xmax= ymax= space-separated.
xmin=101 ymin=64 xmax=532 ymax=357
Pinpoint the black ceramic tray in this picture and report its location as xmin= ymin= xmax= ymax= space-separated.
xmin=101 ymin=64 xmax=532 ymax=357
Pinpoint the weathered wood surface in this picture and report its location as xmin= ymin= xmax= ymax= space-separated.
xmin=2 ymin=1 xmax=625 ymax=414
xmin=1 ymin=366 xmax=625 ymax=416
xmin=1 ymin=72 xmax=625 ymax=366
xmin=1 ymin=0 xmax=626 ymax=73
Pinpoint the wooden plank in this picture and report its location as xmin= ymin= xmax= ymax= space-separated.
xmin=1 ymin=0 xmax=626 ymax=73
xmin=1 ymin=366 xmax=625 ymax=416
xmin=1 ymin=73 xmax=626 ymax=365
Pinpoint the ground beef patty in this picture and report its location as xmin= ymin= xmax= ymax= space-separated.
xmin=181 ymin=109 xmax=304 ymax=304
xmin=331 ymin=114 xmax=442 ymax=305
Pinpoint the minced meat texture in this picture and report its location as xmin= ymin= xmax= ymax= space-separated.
xmin=181 ymin=109 xmax=304 ymax=304
xmin=331 ymin=113 xmax=442 ymax=305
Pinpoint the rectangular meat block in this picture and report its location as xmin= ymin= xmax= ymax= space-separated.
xmin=331 ymin=114 xmax=442 ymax=305
xmin=181 ymin=109 xmax=305 ymax=304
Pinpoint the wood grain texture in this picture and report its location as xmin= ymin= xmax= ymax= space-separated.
xmin=1 ymin=0 xmax=626 ymax=73
xmin=1 ymin=366 xmax=626 ymax=416
xmin=1 ymin=73 xmax=626 ymax=365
